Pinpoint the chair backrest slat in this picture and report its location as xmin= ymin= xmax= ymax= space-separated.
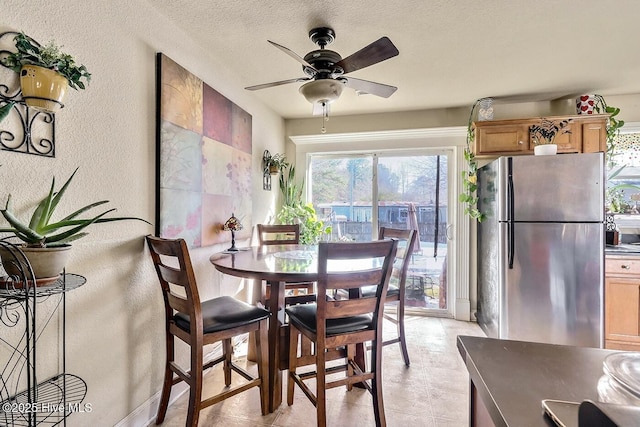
xmin=157 ymin=263 xmax=188 ymax=287
xmin=324 ymin=270 xmax=385 ymax=290
xmin=257 ymin=224 xmax=300 ymax=246
xmin=326 ymin=297 xmax=378 ymax=318
xmin=167 ymin=293 xmax=190 ymax=314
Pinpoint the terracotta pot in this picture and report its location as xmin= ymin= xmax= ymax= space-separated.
xmin=0 ymin=245 xmax=71 ymax=283
xmin=19 ymin=65 xmax=68 ymax=113
xmin=534 ymin=144 xmax=557 ymax=156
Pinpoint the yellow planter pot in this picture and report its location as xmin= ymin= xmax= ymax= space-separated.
xmin=20 ymin=64 xmax=68 ymax=113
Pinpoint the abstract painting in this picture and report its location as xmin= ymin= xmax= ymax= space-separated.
xmin=156 ymin=53 xmax=252 ymax=248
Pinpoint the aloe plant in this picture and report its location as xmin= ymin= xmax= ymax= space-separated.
xmin=0 ymin=168 xmax=149 ymax=247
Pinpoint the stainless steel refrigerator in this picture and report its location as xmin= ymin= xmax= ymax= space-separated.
xmin=476 ymin=152 xmax=604 ymax=348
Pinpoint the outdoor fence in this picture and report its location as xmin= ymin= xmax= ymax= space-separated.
xmin=327 ymin=220 xmax=448 ymax=244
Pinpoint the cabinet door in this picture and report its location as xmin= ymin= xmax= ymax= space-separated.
xmin=581 ymin=118 xmax=607 ymax=153
xmin=605 ymin=276 xmax=640 ymax=348
xmin=552 ymin=123 xmax=581 ymax=153
xmin=475 ymin=124 xmax=530 ymax=156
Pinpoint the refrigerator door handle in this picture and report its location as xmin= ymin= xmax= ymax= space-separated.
xmin=508 ymin=158 xmax=515 ymax=269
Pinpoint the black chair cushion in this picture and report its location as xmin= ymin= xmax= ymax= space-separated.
xmin=361 ymin=284 xmax=398 ymax=298
xmin=286 ymin=303 xmax=373 ymax=336
xmin=174 ymin=296 xmax=270 ymax=334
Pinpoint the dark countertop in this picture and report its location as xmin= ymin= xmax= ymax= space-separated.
xmin=605 ymin=243 xmax=640 ymax=255
xmin=457 ymin=335 xmax=617 ymax=427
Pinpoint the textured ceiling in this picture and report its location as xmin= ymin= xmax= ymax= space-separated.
xmin=149 ymin=0 xmax=640 ymax=119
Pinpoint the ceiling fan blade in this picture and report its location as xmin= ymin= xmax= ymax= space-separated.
xmin=268 ymin=40 xmax=317 ymax=73
xmin=335 ymin=36 xmax=399 ymax=74
xmin=245 ymin=77 xmax=310 ymax=91
xmin=343 ymin=77 xmax=397 ymax=98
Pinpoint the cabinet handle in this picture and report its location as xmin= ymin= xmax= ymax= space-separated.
xmin=518 ymin=140 xmax=524 ymax=145
xmin=621 ymin=264 xmax=631 ymax=269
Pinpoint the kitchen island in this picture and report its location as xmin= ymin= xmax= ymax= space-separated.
xmin=457 ymin=335 xmax=617 ymax=427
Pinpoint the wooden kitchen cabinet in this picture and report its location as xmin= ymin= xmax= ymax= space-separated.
xmin=473 ymin=122 xmax=530 ymax=155
xmin=472 ymin=114 xmax=607 ymax=157
xmin=605 ymin=255 xmax=640 ymax=351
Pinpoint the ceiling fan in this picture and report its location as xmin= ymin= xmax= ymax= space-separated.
xmin=245 ymin=27 xmax=400 ymax=117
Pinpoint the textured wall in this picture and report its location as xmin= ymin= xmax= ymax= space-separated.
xmin=0 ymin=1 xmax=284 ymax=425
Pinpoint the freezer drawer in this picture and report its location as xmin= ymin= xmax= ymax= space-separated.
xmin=484 ymin=153 xmax=605 ymax=223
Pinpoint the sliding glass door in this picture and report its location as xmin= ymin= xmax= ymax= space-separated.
xmin=309 ymin=151 xmax=451 ymax=314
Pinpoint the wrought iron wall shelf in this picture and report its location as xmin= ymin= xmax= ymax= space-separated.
xmin=0 ymin=242 xmax=87 ymax=426
xmin=0 ymin=31 xmax=56 ymax=158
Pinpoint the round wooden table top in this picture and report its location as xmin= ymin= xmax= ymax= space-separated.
xmin=210 ymin=244 xmax=319 ymax=283
xmin=210 ymin=243 xmax=386 ymax=282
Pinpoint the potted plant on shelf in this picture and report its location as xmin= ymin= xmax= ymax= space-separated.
xmin=529 ymin=118 xmax=572 ymax=155
xmin=264 ymin=152 xmax=289 ymax=175
xmin=0 ymin=32 xmax=91 ymax=113
xmin=0 ymin=168 xmax=149 ymax=283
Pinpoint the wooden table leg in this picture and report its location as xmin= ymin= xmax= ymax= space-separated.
xmin=267 ymin=280 xmax=284 ymax=412
xmin=348 ymin=288 xmax=368 ymax=388
xmin=246 ymin=279 xmax=264 ymax=363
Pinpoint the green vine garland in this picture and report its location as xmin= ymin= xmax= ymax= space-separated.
xmin=459 ymin=99 xmax=486 ymax=221
xmin=593 ymin=94 xmax=624 ymax=167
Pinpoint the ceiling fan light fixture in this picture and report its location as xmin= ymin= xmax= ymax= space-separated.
xmin=299 ymin=79 xmax=344 ymax=104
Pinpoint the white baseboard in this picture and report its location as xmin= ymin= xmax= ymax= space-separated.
xmin=455 ymin=298 xmax=471 ymax=321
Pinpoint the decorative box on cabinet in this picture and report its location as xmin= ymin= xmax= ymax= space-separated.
xmin=472 ymin=114 xmax=608 ymax=157
xmin=0 ymin=242 xmax=87 ymax=426
xmin=605 ymin=255 xmax=640 ymax=351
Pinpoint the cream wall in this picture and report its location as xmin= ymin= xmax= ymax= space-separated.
xmin=1 ymin=1 xmax=284 ymax=426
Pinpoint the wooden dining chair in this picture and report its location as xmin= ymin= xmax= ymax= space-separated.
xmin=362 ymin=227 xmax=417 ymax=366
xmin=286 ymin=239 xmax=398 ymax=427
xmin=257 ymin=223 xmax=316 ymax=369
xmin=256 ymin=223 xmax=315 ymax=301
xmin=257 ymin=223 xmax=301 ymax=246
xmin=146 ymin=235 xmax=270 ymax=427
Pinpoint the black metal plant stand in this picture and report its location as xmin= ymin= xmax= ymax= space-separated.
xmin=0 ymin=241 xmax=87 ymax=426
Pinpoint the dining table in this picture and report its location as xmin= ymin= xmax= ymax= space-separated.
xmin=209 ymin=243 xmax=369 ymax=412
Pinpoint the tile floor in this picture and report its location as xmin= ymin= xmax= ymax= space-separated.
xmin=156 ymin=316 xmax=485 ymax=426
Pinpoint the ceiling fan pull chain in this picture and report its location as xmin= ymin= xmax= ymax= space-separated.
xmin=321 ymin=102 xmax=328 ymax=133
